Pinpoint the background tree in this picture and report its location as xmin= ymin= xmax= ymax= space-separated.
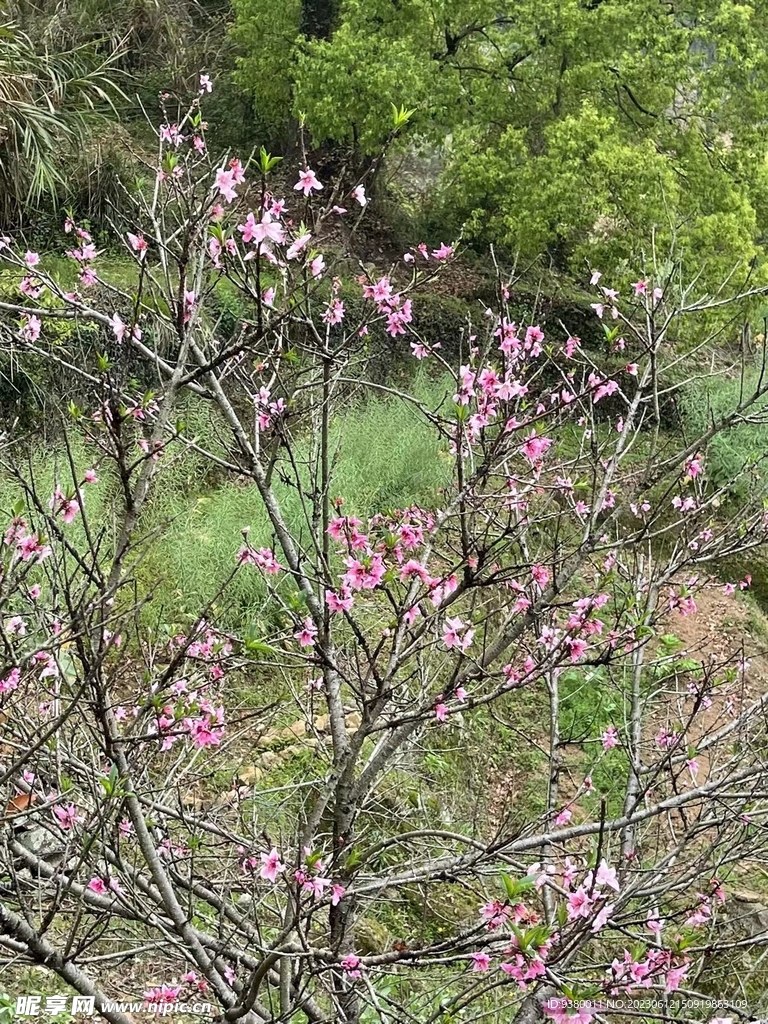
xmin=230 ymin=0 xmax=302 ymax=144
xmin=231 ymin=0 xmax=768 ymax=278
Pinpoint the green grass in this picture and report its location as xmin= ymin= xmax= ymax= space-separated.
xmin=138 ymin=380 xmax=452 ymax=627
xmin=680 ymin=365 xmax=768 ymax=500
xmin=0 ymin=432 xmax=117 ymax=549
xmin=0 ymin=372 xmax=453 ymax=631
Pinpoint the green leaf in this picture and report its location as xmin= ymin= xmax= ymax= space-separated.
xmin=244 ymin=639 xmax=277 ymax=657
xmin=674 ymin=657 xmax=702 ymax=673
xmin=343 ymin=847 xmax=363 ymax=870
xmin=259 ymin=146 xmax=283 ymax=174
xmin=500 ymin=871 xmax=533 ymax=900
xmin=392 ymin=103 xmax=416 ymax=130
xmin=305 ymin=848 xmax=323 ymax=869
xmin=0 ymin=992 xmax=14 ymax=1024
xmin=659 ymin=633 xmax=682 ymax=650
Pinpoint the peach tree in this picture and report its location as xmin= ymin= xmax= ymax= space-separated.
xmin=0 ymin=81 xmax=768 ymax=1024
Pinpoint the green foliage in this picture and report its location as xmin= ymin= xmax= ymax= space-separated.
xmin=500 ymin=871 xmax=535 ymax=901
xmin=293 ymin=10 xmax=430 ymax=154
xmin=0 ymin=20 xmax=124 ymax=220
xmin=328 ymin=374 xmax=450 ymax=511
xmin=230 ymin=0 xmax=768 ymax=278
xmin=558 ymin=667 xmax=616 ymax=744
xmin=449 ymin=101 xmax=766 ymax=284
xmin=231 ymin=0 xmax=302 ymax=138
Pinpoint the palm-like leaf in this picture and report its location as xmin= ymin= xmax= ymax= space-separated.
xmin=0 ymin=21 xmax=124 ymax=218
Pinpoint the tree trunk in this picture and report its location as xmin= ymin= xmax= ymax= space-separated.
xmin=329 ymin=768 xmax=360 ymax=1022
xmin=512 ymin=985 xmax=559 ymax=1024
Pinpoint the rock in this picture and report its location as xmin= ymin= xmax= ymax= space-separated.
xmin=725 ymin=891 xmax=768 ymax=939
xmin=257 ymin=727 xmax=279 ymax=749
xmin=14 ymin=826 xmax=65 ymax=868
xmin=258 ymin=751 xmax=280 ymax=769
xmin=180 ymin=790 xmax=204 ymax=810
xmin=247 ymin=709 xmax=366 ymax=777
xmin=286 ymin=719 xmax=309 ymax=740
xmin=258 ymin=710 xmax=362 ymax=754
xmin=355 ymin=917 xmax=390 ymax=955
xmin=238 ymin=765 xmax=262 ymax=785
xmin=281 ymin=743 xmax=310 ymax=759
